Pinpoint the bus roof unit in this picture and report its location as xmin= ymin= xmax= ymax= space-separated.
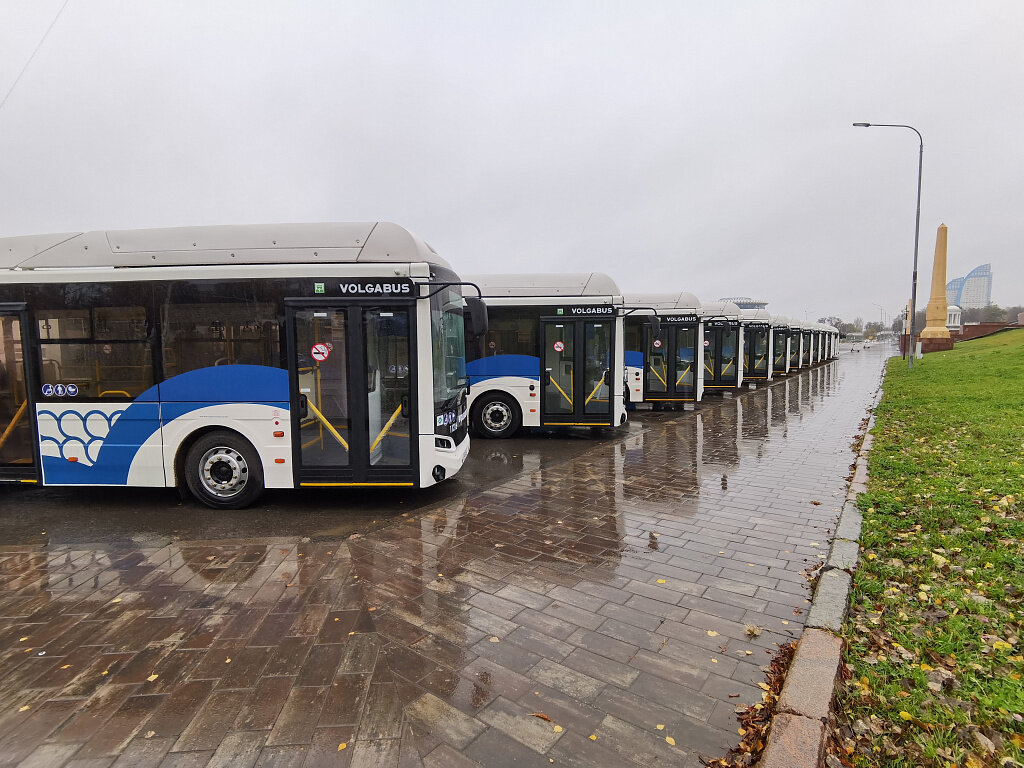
xmin=0 ymin=222 xmax=447 ymax=270
xmin=623 ymin=292 xmax=702 ymax=312
xmin=468 ymin=273 xmax=621 ymax=298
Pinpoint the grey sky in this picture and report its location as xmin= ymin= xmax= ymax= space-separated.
xmin=1 ymin=1 xmax=1021 ymax=323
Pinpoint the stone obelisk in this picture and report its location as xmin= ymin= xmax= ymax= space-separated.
xmin=919 ymin=223 xmax=954 ymax=351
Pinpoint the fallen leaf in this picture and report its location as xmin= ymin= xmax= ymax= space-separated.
xmin=665 ymin=736 xmax=676 ymax=746
xmin=588 ymin=734 xmax=597 ymax=740
xmin=147 ymin=674 xmax=159 ymax=682
xmin=225 ymin=658 xmax=231 ymax=664
xmin=60 ymin=665 xmax=71 ymax=670
xmin=18 ymin=637 xmax=28 ymax=642
xmin=489 ymin=637 xmax=500 ymax=643
xmin=530 ymin=713 xmax=553 ymax=722
xmin=145 ymin=730 xmax=155 ymax=739
xmin=553 ymin=725 xmax=563 ymax=733
xmin=656 ymin=724 xmax=664 ymax=730
xmin=112 ymin=598 xmax=121 ymax=603
xmin=18 ymin=705 xmax=30 ymax=712
xmin=707 ymin=630 xmax=719 ymax=637
xmin=656 ymin=579 xmax=666 ymax=584
xmin=338 ymin=743 xmax=347 ymax=751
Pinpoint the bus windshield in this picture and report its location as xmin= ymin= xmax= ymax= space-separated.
xmin=430 ymin=286 xmax=467 ymax=408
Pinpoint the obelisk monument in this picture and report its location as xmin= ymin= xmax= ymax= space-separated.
xmin=919 ymin=223 xmax=954 ymax=351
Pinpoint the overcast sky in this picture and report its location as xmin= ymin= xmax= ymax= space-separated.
xmin=1 ymin=1 xmax=1021 ymax=323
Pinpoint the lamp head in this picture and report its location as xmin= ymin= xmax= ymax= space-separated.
xmin=852 ymin=123 xmax=871 ymax=127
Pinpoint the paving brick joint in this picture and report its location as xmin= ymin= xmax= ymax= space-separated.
xmin=0 ymin=350 xmax=888 ymax=768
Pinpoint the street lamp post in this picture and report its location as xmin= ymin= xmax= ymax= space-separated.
xmin=853 ymin=122 xmax=923 ymax=371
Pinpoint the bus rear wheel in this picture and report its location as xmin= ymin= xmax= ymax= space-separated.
xmin=472 ymin=393 xmax=521 ymax=439
xmin=184 ymin=430 xmax=264 ymax=509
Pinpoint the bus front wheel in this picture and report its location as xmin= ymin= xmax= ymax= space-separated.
xmin=472 ymin=393 xmax=521 ymax=439
xmin=184 ymin=430 xmax=264 ymax=509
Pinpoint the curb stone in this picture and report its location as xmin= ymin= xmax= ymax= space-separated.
xmin=755 ymin=371 xmax=885 ymax=768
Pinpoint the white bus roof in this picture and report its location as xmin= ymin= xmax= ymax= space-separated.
xmin=770 ymin=314 xmax=791 ymax=326
xmin=700 ymin=300 xmax=741 ymax=320
xmin=467 ymin=272 xmax=621 ymax=298
xmin=740 ymin=308 xmax=771 ymax=323
xmin=623 ymin=292 xmax=702 ymax=312
xmin=0 ymin=222 xmax=449 ymax=270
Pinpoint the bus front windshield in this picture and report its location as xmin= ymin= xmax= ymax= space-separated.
xmin=430 ymin=286 xmax=467 ymax=408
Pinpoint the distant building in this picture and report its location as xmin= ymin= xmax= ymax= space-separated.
xmin=718 ymin=296 xmax=768 ymax=310
xmin=945 ymin=264 xmax=992 ymax=309
xmin=946 ymin=305 xmax=962 ymax=332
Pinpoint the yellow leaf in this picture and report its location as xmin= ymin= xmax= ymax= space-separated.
xmin=60 ymin=665 xmax=71 ymax=670
xmin=553 ymin=725 xmax=563 ymax=733
xmin=899 ymin=711 xmax=912 ymax=721
xmin=19 ymin=637 xmax=28 ymax=642
xmin=656 ymin=579 xmax=666 ymax=584
xmin=489 ymin=637 xmax=500 ymax=643
xmin=18 ymin=705 xmax=30 ymax=712
xmin=338 ymin=743 xmax=347 ymax=751
xmin=147 ymin=674 xmax=159 ymax=682
xmin=588 ymin=734 xmax=597 ymax=740
xmin=758 ymin=683 xmax=770 ymax=691
xmin=993 ymin=641 xmax=1013 ymax=651
xmin=920 ymin=663 xmax=933 ymax=671
xmin=706 ymin=630 xmax=719 ymax=637
xmin=102 ymin=670 xmax=109 ymax=675
xmin=225 ymin=658 xmax=231 ymax=664
xmin=711 ymin=658 xmax=718 ymax=663
xmin=656 ymin=724 xmax=664 ymax=730
xmin=112 ymin=598 xmax=122 ymax=603
xmin=665 ymin=736 xmax=676 ymax=746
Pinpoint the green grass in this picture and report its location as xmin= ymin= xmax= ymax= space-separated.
xmin=833 ymin=330 xmax=1024 ymax=768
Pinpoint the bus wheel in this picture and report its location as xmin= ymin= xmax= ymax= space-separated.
xmin=472 ymin=394 xmax=520 ymax=439
xmin=184 ymin=431 xmax=264 ymax=509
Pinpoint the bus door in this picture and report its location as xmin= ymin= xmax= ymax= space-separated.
xmin=744 ymin=327 xmax=769 ymax=379
xmin=704 ymin=323 xmax=738 ymax=390
xmin=0 ymin=307 xmax=38 ymax=482
xmin=540 ymin=318 xmax=613 ymax=426
xmin=287 ymin=304 xmax=415 ymax=487
xmin=644 ymin=324 xmax=696 ymax=402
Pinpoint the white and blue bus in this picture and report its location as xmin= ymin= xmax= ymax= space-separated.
xmin=623 ymin=292 xmax=703 ymax=409
xmin=464 ymin=273 xmax=626 ymax=438
xmin=700 ymin=300 xmax=744 ymax=393
xmin=0 ymin=222 xmax=484 ymax=508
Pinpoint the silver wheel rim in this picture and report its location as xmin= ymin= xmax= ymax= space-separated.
xmin=482 ymin=402 xmax=512 ymax=433
xmin=199 ymin=446 xmax=248 ymax=499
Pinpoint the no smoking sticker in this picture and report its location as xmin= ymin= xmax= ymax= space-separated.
xmin=653 ymin=339 xmax=662 ymax=348
xmin=553 ymin=341 xmax=565 ymax=352
xmin=311 ymin=343 xmax=330 ymax=361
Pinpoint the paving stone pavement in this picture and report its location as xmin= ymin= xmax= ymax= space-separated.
xmin=0 ymin=349 xmax=889 ymax=767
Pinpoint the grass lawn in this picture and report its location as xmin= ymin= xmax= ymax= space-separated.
xmin=831 ymin=329 xmax=1024 ymax=767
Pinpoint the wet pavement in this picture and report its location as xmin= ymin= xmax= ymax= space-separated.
xmin=0 ymin=348 xmax=890 ymax=767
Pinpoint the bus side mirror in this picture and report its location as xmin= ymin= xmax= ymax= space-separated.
xmin=648 ymin=316 xmax=661 ymax=338
xmin=466 ymin=297 xmax=488 ymax=339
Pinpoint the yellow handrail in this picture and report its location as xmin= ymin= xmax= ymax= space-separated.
xmin=675 ymin=364 xmax=692 ymax=386
xmin=549 ymin=376 xmax=573 ymax=408
xmin=584 ymin=375 xmax=605 ymax=405
xmin=370 ymin=403 xmax=403 ymax=453
xmin=650 ymin=365 xmax=667 ymax=387
xmin=721 ymin=359 xmax=734 ymax=375
xmin=99 ymin=390 xmax=130 ymax=398
xmin=0 ymin=400 xmax=27 ymax=452
xmin=304 ymin=399 xmax=349 ymax=450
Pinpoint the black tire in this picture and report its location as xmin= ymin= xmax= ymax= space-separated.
xmin=472 ymin=393 xmax=521 ymax=439
xmin=184 ymin=430 xmax=264 ymax=509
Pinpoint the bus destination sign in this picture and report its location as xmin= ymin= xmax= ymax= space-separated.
xmin=316 ymin=279 xmax=414 ymax=296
